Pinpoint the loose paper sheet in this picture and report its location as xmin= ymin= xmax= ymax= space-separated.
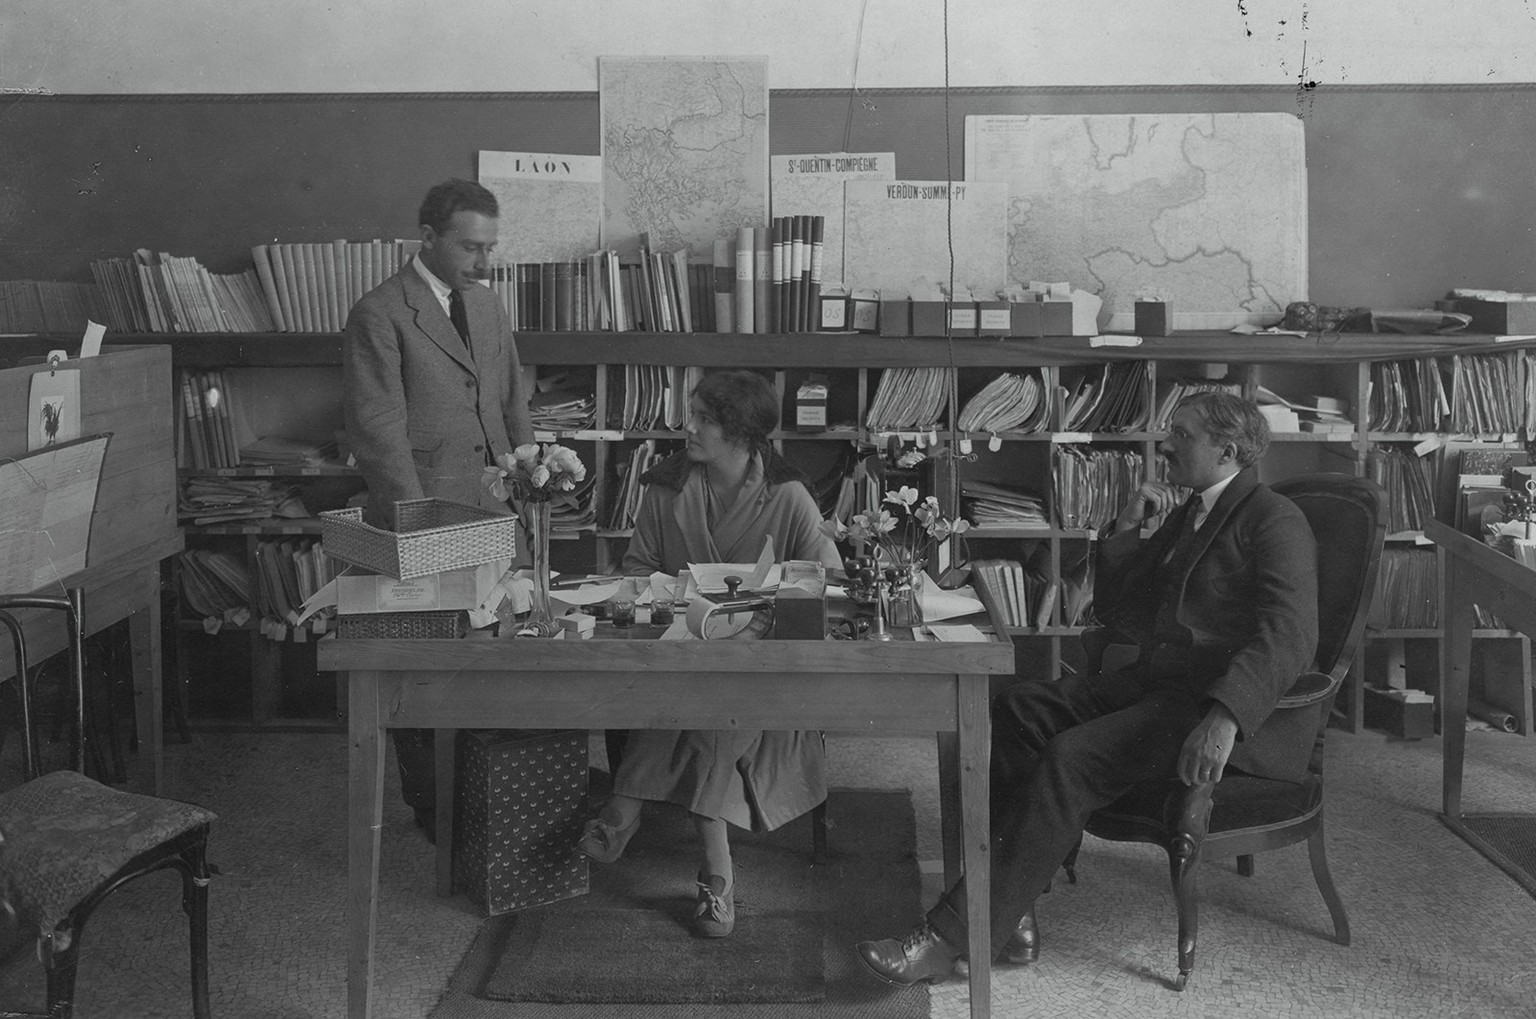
xmin=0 ymin=434 xmax=109 ymax=593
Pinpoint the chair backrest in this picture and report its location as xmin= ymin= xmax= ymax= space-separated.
xmin=0 ymin=592 xmax=86 ymax=782
xmin=1268 ymin=474 xmax=1388 ymax=680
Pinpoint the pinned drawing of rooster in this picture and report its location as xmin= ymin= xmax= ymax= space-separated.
xmin=41 ymin=399 xmax=63 ymax=445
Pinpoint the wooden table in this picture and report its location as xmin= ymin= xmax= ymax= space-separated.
xmin=1424 ymin=519 xmax=1536 ymax=894
xmin=318 ymin=631 xmax=1015 ymax=1019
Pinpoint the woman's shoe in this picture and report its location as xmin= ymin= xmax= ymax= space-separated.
xmin=692 ymin=873 xmax=735 ymax=938
xmin=578 ymin=809 xmax=640 ymax=863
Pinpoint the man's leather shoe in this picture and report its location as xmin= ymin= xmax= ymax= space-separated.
xmin=1000 ymin=908 xmax=1039 ymax=965
xmin=856 ymin=921 xmax=960 ymax=987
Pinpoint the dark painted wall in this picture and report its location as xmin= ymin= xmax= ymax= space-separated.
xmin=3 ymin=87 xmax=1533 ymax=308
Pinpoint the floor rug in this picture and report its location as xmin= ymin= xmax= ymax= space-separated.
xmin=430 ymin=786 xmax=928 ymax=1019
xmin=482 ymin=909 xmax=822 ymax=1003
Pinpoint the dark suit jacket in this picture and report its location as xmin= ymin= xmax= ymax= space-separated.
xmin=342 ymin=264 xmax=535 ymax=527
xmin=1092 ymin=467 xmax=1319 ymax=781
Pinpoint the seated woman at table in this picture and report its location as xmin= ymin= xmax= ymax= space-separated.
xmin=579 ymin=368 xmax=842 ymax=938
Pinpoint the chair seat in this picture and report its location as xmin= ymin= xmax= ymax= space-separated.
xmin=0 ymin=770 xmax=216 ymax=936
xmin=1090 ymin=774 xmax=1322 ymax=844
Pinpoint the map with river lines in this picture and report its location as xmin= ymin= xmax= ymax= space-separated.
xmin=599 ymin=57 xmax=769 ymax=259
xmin=965 ymin=113 xmax=1307 ymax=331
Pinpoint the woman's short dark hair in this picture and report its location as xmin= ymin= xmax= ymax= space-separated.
xmin=418 ymin=179 xmax=499 ymax=234
xmin=1176 ymin=390 xmax=1270 ymax=468
xmin=692 ymin=370 xmax=778 ymax=451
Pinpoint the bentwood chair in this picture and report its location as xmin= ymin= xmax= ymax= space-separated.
xmin=1068 ymin=473 xmax=1385 ymax=991
xmin=0 ymin=592 xmax=216 ymax=1019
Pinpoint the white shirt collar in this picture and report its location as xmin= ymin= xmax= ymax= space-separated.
xmin=411 ymin=253 xmax=453 ymax=316
xmin=1193 ymin=471 xmax=1239 ymax=528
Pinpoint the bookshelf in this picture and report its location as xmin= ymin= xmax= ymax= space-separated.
xmin=8 ymin=329 xmax=1533 ymax=734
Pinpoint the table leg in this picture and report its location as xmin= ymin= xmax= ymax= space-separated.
xmin=1442 ymin=557 xmax=1473 ymax=819
xmin=435 ymin=728 xmax=456 ymax=896
xmin=347 ymin=672 xmax=385 ymax=1019
xmin=957 ymin=674 xmax=991 ymax=1019
xmin=936 ymin=731 xmax=961 ymax=888
xmin=127 ymin=570 xmax=163 ymax=795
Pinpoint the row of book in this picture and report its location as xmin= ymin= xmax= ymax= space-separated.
xmin=178 ymin=369 xmax=242 ymax=469
xmin=611 ymin=365 xmax=705 ymax=431
xmin=971 ymin=558 xmax=1051 ymax=629
xmin=604 ymin=440 xmax=663 ymax=532
xmin=1369 ymin=358 xmax=1447 ymax=432
xmin=1449 ymin=351 xmax=1535 ymax=435
xmin=720 ymin=216 xmax=827 ymax=334
xmin=250 ymin=240 xmax=421 ymax=333
xmin=1051 ymin=446 xmax=1147 ymax=533
xmin=488 ymin=247 xmax=716 ymax=334
xmin=957 ymin=371 xmax=1052 ymax=433
xmin=91 ymin=251 xmax=275 ymax=334
xmin=1366 ymin=445 xmax=1436 ymax=533
xmin=866 ymin=367 xmax=953 ymax=430
xmin=1368 ymin=547 xmax=1439 ymax=630
xmin=254 ymin=538 xmax=337 ymax=632
xmin=0 ymin=280 xmax=102 ymax=334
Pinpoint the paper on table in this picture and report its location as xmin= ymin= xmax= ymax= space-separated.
xmin=689 ymin=535 xmax=778 ymax=593
xmin=919 ymin=583 xmax=985 ymax=622
xmin=924 ymin=623 xmax=989 ymax=642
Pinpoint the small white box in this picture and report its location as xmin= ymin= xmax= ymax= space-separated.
xmin=335 ymin=561 xmax=503 ymax=614
xmin=557 ymin=614 xmax=596 ymax=639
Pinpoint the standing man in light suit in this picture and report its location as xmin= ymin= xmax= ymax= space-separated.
xmin=343 ymin=178 xmax=535 ymax=838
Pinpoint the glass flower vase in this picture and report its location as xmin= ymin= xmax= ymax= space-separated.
xmin=520 ymin=499 xmax=557 ymax=637
xmin=884 ymin=561 xmax=925 ymax=630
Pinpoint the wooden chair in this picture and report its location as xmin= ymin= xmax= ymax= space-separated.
xmin=0 ymin=592 xmax=215 ymax=1019
xmin=1067 ymin=473 xmax=1386 ymax=990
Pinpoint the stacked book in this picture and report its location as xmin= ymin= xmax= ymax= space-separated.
xmin=962 ymin=480 xmax=1049 ymax=529
xmin=0 ymin=280 xmax=105 ymax=334
xmin=178 ymin=477 xmax=309 ymax=526
xmin=239 ymin=434 xmax=339 ymax=468
xmin=548 ymin=477 xmax=598 ymax=536
xmin=1051 ymin=446 xmax=1146 ymax=533
xmin=956 ymin=371 xmax=1052 ymax=434
xmin=92 ymin=251 xmax=275 ymax=333
xmin=865 ymin=367 xmax=953 ymax=431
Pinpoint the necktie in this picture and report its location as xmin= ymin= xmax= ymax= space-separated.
xmin=448 ymin=289 xmax=471 ymax=348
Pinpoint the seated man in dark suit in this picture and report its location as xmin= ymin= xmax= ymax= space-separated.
xmin=856 ymin=390 xmax=1318 ymax=985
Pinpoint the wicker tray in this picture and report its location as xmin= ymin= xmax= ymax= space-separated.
xmin=336 ymin=610 xmax=469 ymax=640
xmin=320 ymin=499 xmax=517 ymax=580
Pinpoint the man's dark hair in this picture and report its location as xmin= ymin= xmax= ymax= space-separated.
xmin=1177 ymin=390 xmax=1270 ymax=468
xmin=692 ymin=369 xmax=778 ymax=451
xmin=418 ymin=179 xmax=499 ymax=233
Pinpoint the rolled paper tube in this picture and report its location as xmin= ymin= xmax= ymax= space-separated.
xmin=1467 ymin=697 xmax=1519 ymax=733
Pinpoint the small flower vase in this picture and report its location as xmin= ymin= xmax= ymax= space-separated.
xmin=884 ymin=561 xmax=925 ymax=630
xmin=520 ymin=500 xmax=558 ymax=637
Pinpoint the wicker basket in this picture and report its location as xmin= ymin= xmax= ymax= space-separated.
xmin=336 ymin=610 xmax=469 ymax=640
xmin=319 ymin=499 xmax=517 ymax=580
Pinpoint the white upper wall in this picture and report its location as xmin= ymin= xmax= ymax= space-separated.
xmin=3 ymin=0 xmax=1531 ymax=93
